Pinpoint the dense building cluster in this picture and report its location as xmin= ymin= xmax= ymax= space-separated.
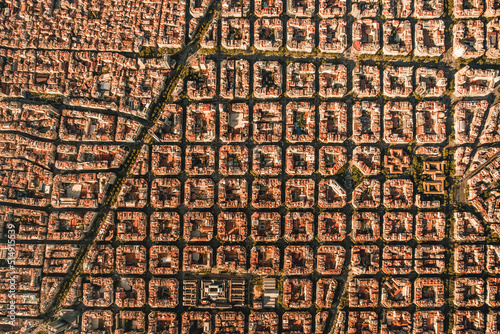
xmin=3 ymin=0 xmax=500 ymax=333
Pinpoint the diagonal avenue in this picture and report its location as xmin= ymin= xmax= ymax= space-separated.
xmin=40 ymin=0 xmax=222 ymax=322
